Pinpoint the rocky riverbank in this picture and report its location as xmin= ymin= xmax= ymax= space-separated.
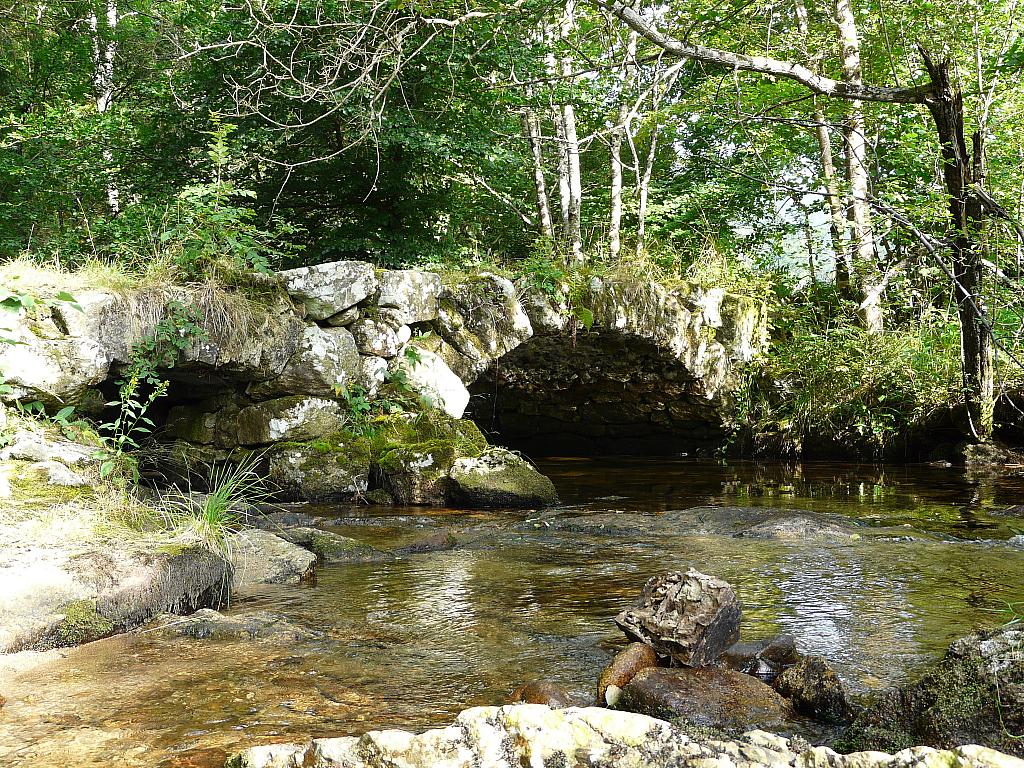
xmin=226 ymin=704 xmax=1024 ymax=768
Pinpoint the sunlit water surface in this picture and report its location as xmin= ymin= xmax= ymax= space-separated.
xmin=1 ymin=458 xmax=1022 ymax=767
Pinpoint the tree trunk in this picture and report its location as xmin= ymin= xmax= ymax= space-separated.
xmin=553 ymin=109 xmax=572 ymax=232
xmin=88 ymin=0 xmax=120 ymax=214
xmin=921 ymin=50 xmax=994 ymax=440
xmin=635 ymin=130 xmax=658 ymax=258
xmin=834 ymin=0 xmax=880 ymax=329
xmin=523 ymin=107 xmax=555 ymax=240
xmin=558 ymin=0 xmax=584 ymax=262
xmin=609 ymin=31 xmax=638 ymax=261
xmin=562 ymin=102 xmax=584 ymax=262
xmin=793 ymin=0 xmax=849 ymax=291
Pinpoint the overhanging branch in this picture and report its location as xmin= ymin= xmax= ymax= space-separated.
xmin=595 ymin=1 xmax=934 ymax=104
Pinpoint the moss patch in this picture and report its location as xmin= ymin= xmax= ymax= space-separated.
xmin=50 ymin=600 xmax=115 ymax=647
xmin=836 ymin=629 xmax=1024 ymax=757
xmin=7 ymin=462 xmax=94 ymax=507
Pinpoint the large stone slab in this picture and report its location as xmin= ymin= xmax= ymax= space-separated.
xmin=392 ymin=346 xmax=470 ymax=418
xmin=278 ymin=260 xmax=378 ymax=321
xmin=235 ymin=396 xmax=348 ymax=446
xmin=0 ymin=543 xmax=229 ymax=653
xmin=378 ymin=269 xmax=442 ymax=324
xmin=433 ymin=273 xmax=533 ymax=382
xmin=249 ymin=325 xmax=360 ymax=398
xmin=615 ymin=569 xmax=742 ymax=666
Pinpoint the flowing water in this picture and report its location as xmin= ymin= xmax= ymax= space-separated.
xmin=1 ymin=458 xmax=1023 ymax=767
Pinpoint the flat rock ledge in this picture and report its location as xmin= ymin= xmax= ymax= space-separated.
xmin=226 ymin=704 xmax=1024 ymax=768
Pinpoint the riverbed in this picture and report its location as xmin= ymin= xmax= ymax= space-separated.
xmin=1 ymin=458 xmax=1022 ymax=767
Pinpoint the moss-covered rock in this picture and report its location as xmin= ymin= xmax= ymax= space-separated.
xmin=267 ymin=436 xmax=371 ymax=502
xmin=50 ymin=599 xmax=115 ymax=647
xmin=235 ymin=395 xmax=348 ymax=446
xmin=837 ymin=626 xmax=1024 ymax=757
xmin=379 ymin=442 xmax=458 ymax=505
xmin=448 ymin=448 xmax=559 ymax=508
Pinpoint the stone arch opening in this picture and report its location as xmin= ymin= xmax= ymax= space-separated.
xmin=465 ymin=328 xmax=730 ymax=457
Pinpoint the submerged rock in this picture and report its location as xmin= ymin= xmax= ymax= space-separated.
xmin=597 ymin=641 xmax=659 ymax=706
xmin=737 ymin=515 xmax=860 ymax=542
xmin=230 ymin=529 xmax=316 ymax=587
xmin=148 ymin=608 xmax=319 ymax=642
xmin=392 ymin=530 xmax=457 ymax=554
xmin=838 ymin=625 xmax=1024 ymax=756
xmin=275 ymin=527 xmax=385 ymax=563
xmin=773 ymin=655 xmax=851 ymax=724
xmin=448 ymin=448 xmax=559 ymax=508
xmin=617 ymin=666 xmax=790 ymax=730
xmin=615 ymin=569 xmax=742 ymax=666
xmin=506 ymin=680 xmax=573 ymax=708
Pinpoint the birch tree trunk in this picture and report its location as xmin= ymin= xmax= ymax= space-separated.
xmin=609 ymin=31 xmax=638 ymax=261
xmin=834 ymin=0 xmax=881 ymax=330
xmin=635 ymin=130 xmax=658 ymax=258
xmin=88 ymin=0 xmax=120 ymax=214
xmin=523 ymin=107 xmax=555 ymax=240
xmin=793 ymin=0 xmax=849 ymax=291
xmin=553 ymin=109 xmax=571 ymax=232
xmin=548 ymin=0 xmax=581 ymax=264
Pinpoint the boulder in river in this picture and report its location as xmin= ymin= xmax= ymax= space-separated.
xmin=148 ymin=609 xmax=320 ymax=642
xmin=597 ymin=642 xmax=659 ymax=706
xmin=506 ymin=680 xmax=573 ymax=708
xmin=737 ymin=514 xmax=860 ymax=542
xmin=275 ymin=527 xmax=386 ymax=563
xmin=615 ymin=569 xmax=742 ymax=666
xmin=838 ymin=625 xmax=1024 ymax=757
xmin=773 ymin=655 xmax=851 ymax=724
xmin=230 ymin=529 xmax=317 ymax=587
xmin=617 ymin=666 xmax=790 ymax=731
xmin=448 ymin=448 xmax=559 ymax=508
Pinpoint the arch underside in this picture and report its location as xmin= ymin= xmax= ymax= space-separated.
xmin=467 ymin=329 xmax=728 ymax=456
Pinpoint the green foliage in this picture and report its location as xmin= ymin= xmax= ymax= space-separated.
xmin=125 ymin=301 xmax=208 ymax=383
xmin=740 ymin=311 xmax=964 ymax=455
xmin=96 ymin=375 xmax=168 ymax=482
xmin=158 ymin=453 xmax=270 ymax=558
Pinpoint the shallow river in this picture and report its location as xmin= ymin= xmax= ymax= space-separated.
xmin=1 ymin=458 xmax=1023 ymax=767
